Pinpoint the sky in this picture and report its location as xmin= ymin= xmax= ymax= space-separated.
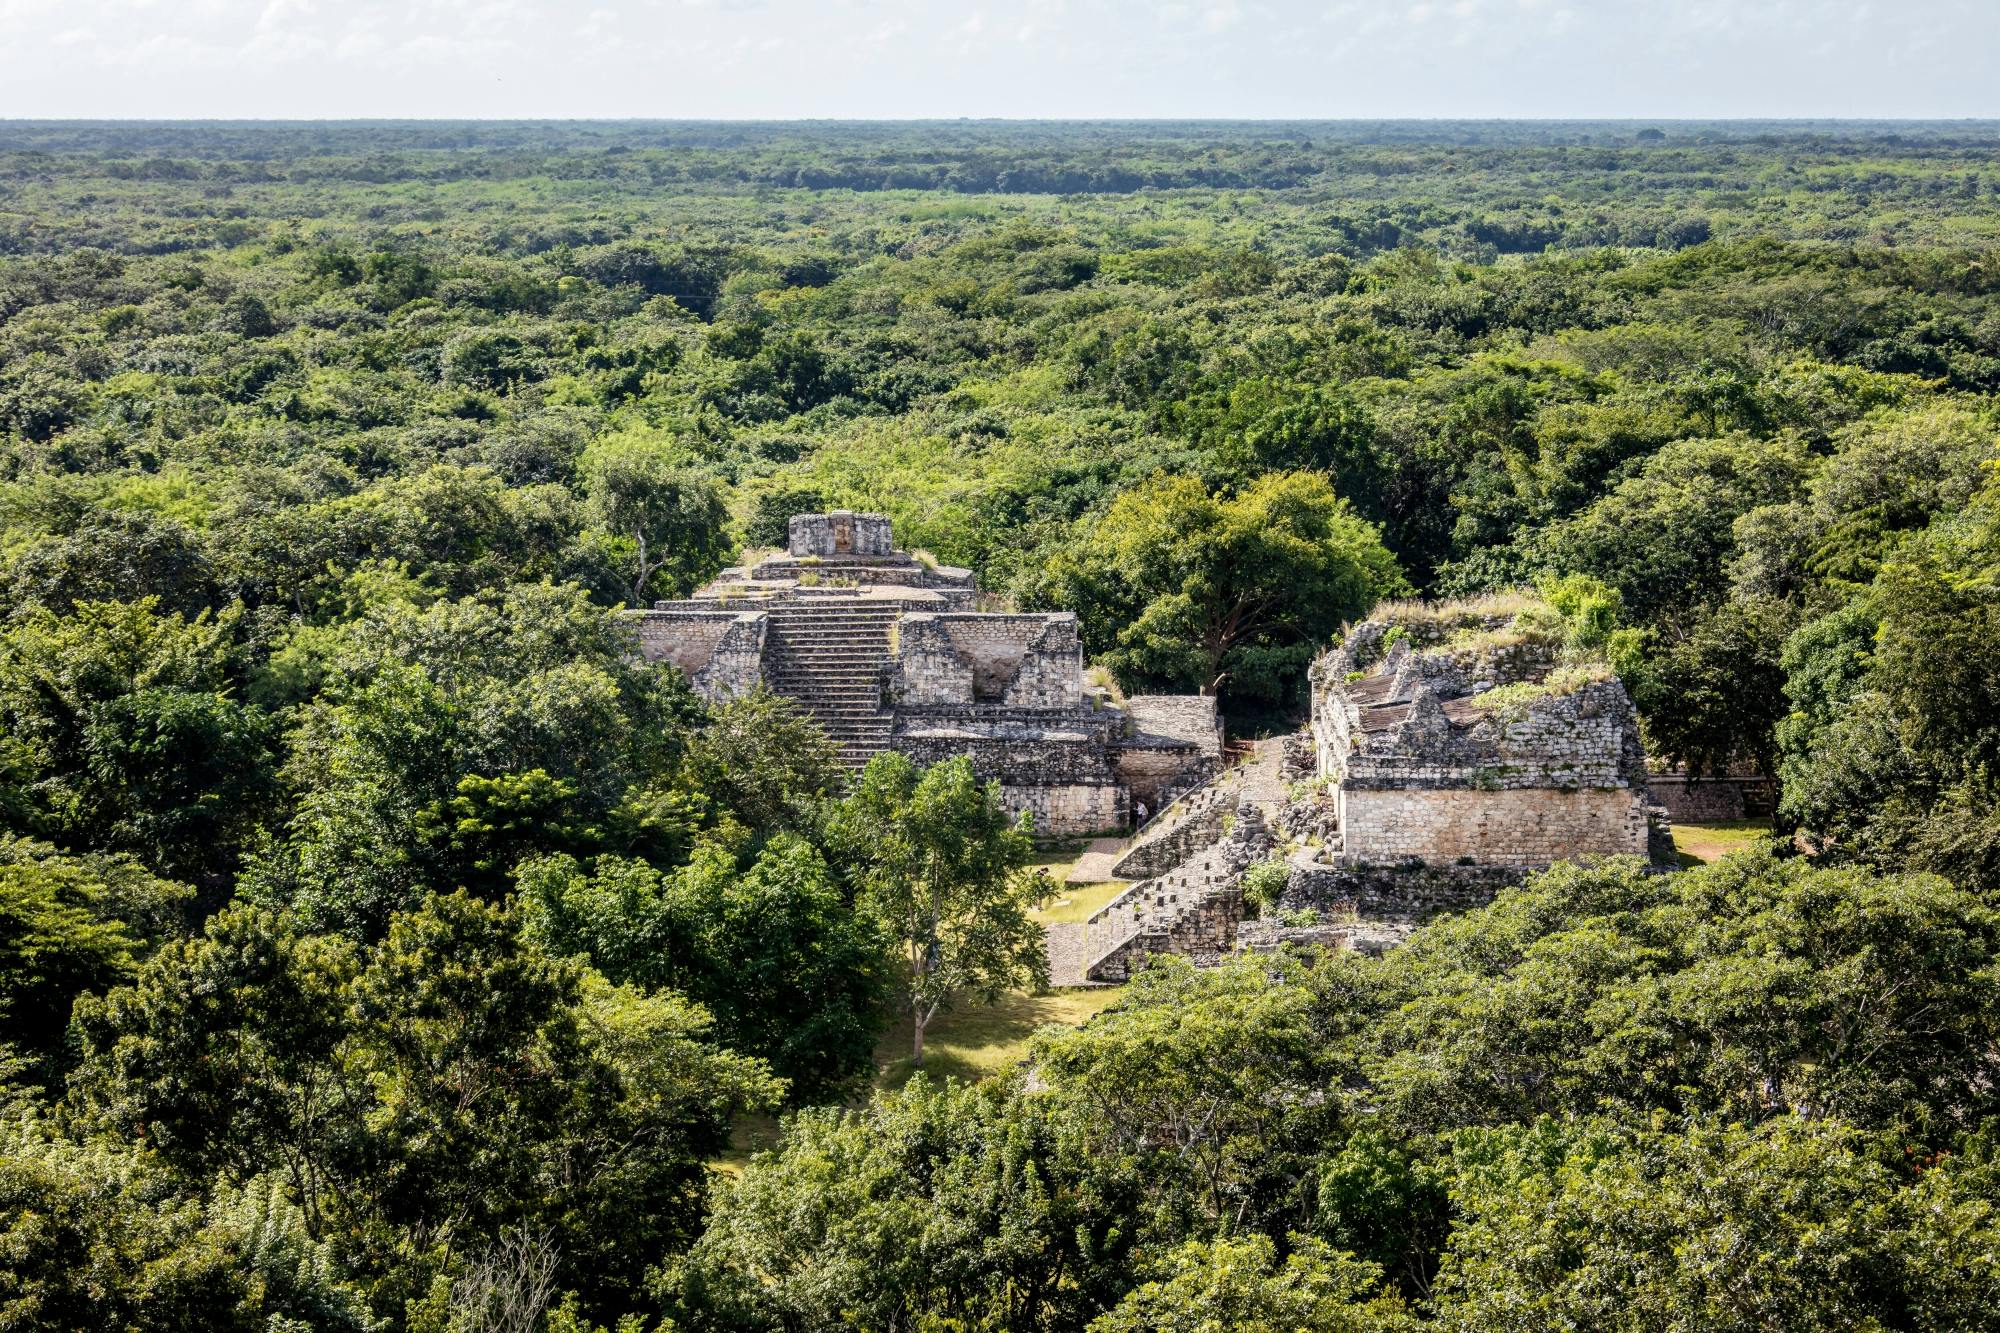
xmin=0 ymin=0 xmax=1994 ymax=121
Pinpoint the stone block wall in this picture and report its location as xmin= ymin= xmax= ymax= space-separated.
xmin=892 ymin=613 xmax=1086 ymax=709
xmin=893 ymin=616 xmax=975 ymax=706
xmin=1112 ymin=745 xmax=1214 ymax=817
xmin=1336 ymin=680 xmax=1647 ymax=794
xmin=1002 ymin=618 xmax=1085 ymax=708
xmin=695 ymin=615 xmax=768 ymax=700
xmin=1123 ymin=695 xmax=1224 ymax=755
xmin=1340 ymin=786 xmax=1651 ymax=867
xmin=1005 ymin=782 xmax=1128 ymax=839
xmin=1112 ymin=803 xmax=1226 ymax=879
xmin=789 ymin=510 xmax=895 ymax=557
xmin=1281 ymin=861 xmax=1525 ymax=926
xmin=1647 ymin=773 xmax=1770 ymax=823
xmin=632 ymin=611 xmax=766 ymax=700
xmin=892 ymin=720 xmax=1128 ymax=837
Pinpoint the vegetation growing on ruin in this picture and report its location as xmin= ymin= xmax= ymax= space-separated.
xmin=1469 ymin=662 xmax=1616 ymax=718
xmin=3 ymin=120 xmax=2000 ymax=1330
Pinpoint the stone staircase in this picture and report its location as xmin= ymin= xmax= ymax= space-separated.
xmin=763 ymin=602 xmax=898 ymax=768
xmin=1084 ymin=802 xmax=1276 ymax=982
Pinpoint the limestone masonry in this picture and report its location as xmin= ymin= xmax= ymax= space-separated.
xmin=1305 ymin=613 xmax=1662 ymax=868
xmin=1076 ymin=598 xmax=1674 ymax=982
xmin=629 ymin=512 xmax=1220 ymax=837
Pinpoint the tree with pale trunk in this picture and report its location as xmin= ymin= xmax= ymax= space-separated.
xmin=581 ymin=444 xmax=730 ymax=605
xmin=826 ymin=753 xmax=1049 ymax=1065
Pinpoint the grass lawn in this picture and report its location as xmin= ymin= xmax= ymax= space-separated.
xmin=1674 ymin=820 xmax=1776 ymax=866
xmin=1028 ymin=846 xmax=1086 ymax=885
xmin=714 ymin=985 xmax=1129 ymax=1174
xmin=1034 ymin=878 xmax=1129 ymax=925
xmin=871 ymin=986 xmax=1127 ymax=1095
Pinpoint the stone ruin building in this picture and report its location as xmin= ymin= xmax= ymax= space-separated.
xmin=1303 ymin=614 xmax=1663 ymax=868
xmin=629 ymin=511 xmax=1221 ymax=838
xmin=1077 ymin=597 xmax=1673 ymax=981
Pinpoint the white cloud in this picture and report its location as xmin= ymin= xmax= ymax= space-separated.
xmin=0 ymin=0 xmax=1993 ymax=116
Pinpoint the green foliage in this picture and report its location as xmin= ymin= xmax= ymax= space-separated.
xmin=682 ymin=1075 xmax=1143 ymax=1333
xmin=7 ymin=119 xmax=2000 ymax=1329
xmin=581 ymin=440 xmax=732 ymax=604
xmin=1038 ymin=471 xmax=1407 ymax=703
xmin=1031 ymin=955 xmax=1343 ymax=1231
xmin=1089 ymin=1234 xmax=1413 ymax=1333
xmin=0 ymin=598 xmax=273 ymax=884
xmin=67 ymin=891 xmax=779 ymax=1325
xmin=244 ymin=583 xmax=696 ymax=937
xmin=1436 ymin=1116 xmax=2000 ymax=1333
xmin=518 ymin=834 xmax=891 ymax=1101
xmin=824 ymin=753 xmax=1049 ymax=1063
xmin=1240 ymin=857 xmax=1292 ymax=916
xmin=0 ymin=836 xmax=188 ymax=1074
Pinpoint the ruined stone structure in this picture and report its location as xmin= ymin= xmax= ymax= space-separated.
xmin=630 ymin=513 xmax=1220 ymax=837
xmin=1306 ymin=619 xmax=1660 ymax=868
xmin=1074 ymin=600 xmax=1673 ymax=981
xmin=1646 ymin=763 xmax=1777 ymax=824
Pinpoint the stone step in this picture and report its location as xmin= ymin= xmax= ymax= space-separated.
xmin=768 ymin=626 xmax=894 ymax=637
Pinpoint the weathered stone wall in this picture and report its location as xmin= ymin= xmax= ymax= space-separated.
xmin=1004 ymin=782 xmax=1128 ymax=839
xmin=892 ymin=717 xmax=1128 ymax=837
xmin=1281 ymin=860 xmax=1526 ymax=924
xmin=634 ymin=612 xmax=732 ymax=673
xmin=1112 ymin=746 xmax=1213 ymax=819
xmin=1336 ymin=679 xmax=1648 ymax=794
xmin=1341 ymin=785 xmax=1651 ymax=866
xmin=1123 ymin=696 xmax=1224 ymax=757
xmin=893 ymin=616 xmax=975 ymax=706
xmin=1647 ymin=773 xmax=1771 ymax=823
xmin=695 ymin=614 xmax=768 ymax=700
xmin=1002 ymin=618 xmax=1085 ymax=709
xmin=1112 ymin=802 xmax=1226 ymax=878
xmin=893 ymin=613 xmax=1085 ymax=709
xmin=789 ymin=510 xmax=895 ymax=557
xmin=920 ymin=615 xmax=1081 ymax=705
xmin=1114 ymin=695 xmax=1222 ymax=814
xmin=632 ymin=611 xmax=766 ymax=699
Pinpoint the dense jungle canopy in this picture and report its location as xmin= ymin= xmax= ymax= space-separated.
xmin=3 ymin=120 xmax=1999 ymax=1332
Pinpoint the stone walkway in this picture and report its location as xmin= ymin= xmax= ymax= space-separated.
xmin=1044 ymin=922 xmax=1098 ymax=988
xmin=1066 ymin=837 xmax=1128 ymax=884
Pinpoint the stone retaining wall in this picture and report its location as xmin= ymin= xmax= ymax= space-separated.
xmin=632 ymin=611 xmax=766 ymax=700
xmin=1281 ymin=860 xmax=1527 ymax=925
xmin=1112 ymin=804 xmax=1227 ymax=879
xmin=1341 ymin=785 xmax=1651 ymax=866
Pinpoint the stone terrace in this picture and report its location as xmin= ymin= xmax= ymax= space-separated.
xmin=628 ymin=512 xmax=1220 ymax=838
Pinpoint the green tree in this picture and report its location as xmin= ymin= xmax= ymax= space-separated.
xmin=1089 ymin=1234 xmax=1412 ymax=1333
xmin=1033 ymin=954 xmax=1345 ymax=1232
xmin=582 ymin=445 xmax=731 ymax=604
xmin=1627 ymin=597 xmax=1795 ymax=777
xmin=0 ymin=837 xmax=189 ymax=1075
xmin=675 ymin=688 xmax=841 ymax=835
xmin=825 ymin=753 xmax=1049 ymax=1065
xmin=518 ymin=833 xmax=892 ymax=1100
xmin=246 ymin=584 xmax=696 ymax=937
xmin=0 ymin=599 xmax=273 ymax=886
xmin=1040 ymin=471 xmax=1406 ymax=702
xmin=683 ymin=1074 xmax=1142 ymax=1333
xmin=1436 ymin=1116 xmax=2000 ymax=1333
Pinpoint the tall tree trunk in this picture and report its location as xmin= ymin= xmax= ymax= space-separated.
xmin=912 ymin=1007 xmax=926 ymax=1065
